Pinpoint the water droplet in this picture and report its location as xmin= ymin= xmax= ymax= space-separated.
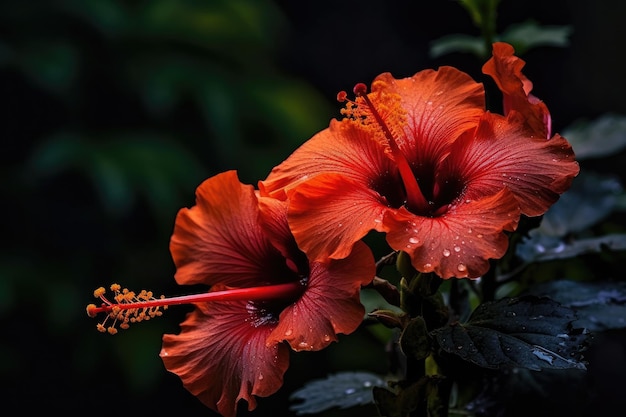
xmin=457 ymin=263 xmax=467 ymax=272
xmin=454 ymin=246 xmax=461 ymax=252
xmin=424 ymin=263 xmax=432 ymax=269
xmin=285 ymin=329 xmax=293 ymax=336
xmin=298 ymin=341 xmax=309 ymax=349
xmin=323 ymin=334 xmax=331 ymax=342
xmin=443 ymin=249 xmax=451 ymax=257
xmin=476 ymin=234 xmax=483 ymax=238
xmin=409 ymin=237 xmax=419 ymax=244
xmin=532 ymin=348 xmax=555 ymax=364
xmin=258 ymin=373 xmax=264 ymax=380
xmin=345 ymin=388 xmax=356 ymax=395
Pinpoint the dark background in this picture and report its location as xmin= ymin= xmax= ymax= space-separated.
xmin=2 ymin=1 xmax=626 ymax=416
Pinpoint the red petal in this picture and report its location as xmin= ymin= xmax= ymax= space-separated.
xmin=385 ymin=188 xmax=520 ymax=278
xmin=170 ymin=171 xmax=280 ymax=287
xmin=257 ymin=195 xmax=295 ymax=261
xmin=286 ymin=173 xmax=389 ymax=261
xmin=260 ymin=119 xmax=393 ymax=199
xmin=268 ymin=241 xmax=375 ymax=350
xmin=160 ymin=299 xmax=290 ymax=417
xmin=371 ymin=67 xmax=485 ymax=165
xmin=482 ymin=42 xmax=552 ymax=138
xmin=446 ymin=112 xmax=579 ymax=217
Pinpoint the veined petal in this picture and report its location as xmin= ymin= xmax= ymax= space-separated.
xmin=482 ymin=42 xmax=552 ymax=138
xmin=286 ymin=173 xmax=389 ymax=262
xmin=446 ymin=112 xmax=579 ymax=217
xmin=372 ymin=67 xmax=485 ymax=166
xmin=160 ymin=298 xmax=290 ymax=417
xmin=268 ymin=241 xmax=375 ymax=351
xmin=256 ymin=195 xmax=299 ymax=262
xmin=170 ymin=170 xmax=281 ymax=287
xmin=260 ymin=119 xmax=393 ymax=199
xmin=385 ymin=188 xmax=520 ymax=279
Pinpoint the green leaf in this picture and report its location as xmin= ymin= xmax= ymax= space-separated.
xmin=561 ymin=113 xmax=626 ymax=160
xmin=400 ymin=317 xmax=432 ymax=361
xmin=431 ymin=296 xmax=588 ymax=371
xmin=515 ymin=171 xmax=625 ymax=263
xmin=289 ymin=372 xmax=385 ymax=415
xmin=529 ymin=280 xmax=626 ymax=331
xmin=516 ymin=233 xmax=626 ymax=264
xmin=457 ymin=0 xmax=500 ymax=33
xmin=500 ymin=20 xmax=572 ymax=54
xmin=429 ymin=34 xmax=486 ymax=58
xmin=540 ymin=172 xmax=623 ymax=237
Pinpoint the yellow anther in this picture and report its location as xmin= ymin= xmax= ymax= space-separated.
xmin=86 ymin=304 xmax=97 ymax=318
xmin=87 ymin=283 xmax=167 ymax=335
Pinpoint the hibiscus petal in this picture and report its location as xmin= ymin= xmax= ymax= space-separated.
xmin=286 ymin=173 xmax=389 ymax=261
xmin=482 ymin=42 xmax=552 ymax=138
xmin=160 ymin=299 xmax=290 ymax=417
xmin=268 ymin=241 xmax=375 ymax=351
xmin=170 ymin=170 xmax=281 ymax=287
xmin=260 ymin=119 xmax=394 ymax=199
xmin=372 ymin=67 xmax=485 ymax=166
xmin=446 ymin=112 xmax=579 ymax=217
xmin=385 ymin=188 xmax=520 ymax=278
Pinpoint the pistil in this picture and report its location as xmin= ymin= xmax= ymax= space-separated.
xmin=87 ymin=281 xmax=305 ymax=334
xmin=352 ymin=83 xmax=431 ymax=213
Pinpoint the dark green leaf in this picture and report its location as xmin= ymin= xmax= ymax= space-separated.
xmin=432 ymin=296 xmax=588 ymax=371
xmin=516 ymin=171 xmax=625 ymax=262
xmin=562 ymin=114 xmax=626 ymax=160
xmin=500 ymin=20 xmax=572 ymax=54
xmin=289 ymin=372 xmax=385 ymax=415
xmin=516 ymin=233 xmax=626 ymax=264
xmin=400 ymin=317 xmax=432 ymax=361
xmin=529 ymin=280 xmax=626 ymax=331
xmin=538 ymin=172 xmax=623 ymax=237
xmin=429 ymin=34 xmax=486 ymax=58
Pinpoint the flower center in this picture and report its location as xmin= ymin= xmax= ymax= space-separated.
xmin=341 ymin=84 xmax=461 ymax=216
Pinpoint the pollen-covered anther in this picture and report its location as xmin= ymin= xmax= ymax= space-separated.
xmin=87 ymin=283 xmax=167 ymax=335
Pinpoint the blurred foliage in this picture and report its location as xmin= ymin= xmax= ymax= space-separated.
xmin=1 ymin=0 xmax=332 ymax=415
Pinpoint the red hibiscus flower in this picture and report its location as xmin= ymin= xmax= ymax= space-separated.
xmin=160 ymin=170 xmax=375 ymax=417
xmin=259 ymin=42 xmax=579 ymax=279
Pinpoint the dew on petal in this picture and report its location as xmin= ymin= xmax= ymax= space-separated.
xmin=285 ymin=329 xmax=293 ymax=336
xmin=443 ymin=249 xmax=451 ymax=257
xmin=454 ymin=246 xmax=461 ymax=252
xmin=457 ymin=264 xmax=467 ymax=272
xmin=258 ymin=373 xmax=264 ymax=380
xmin=409 ymin=237 xmax=419 ymax=244
xmin=424 ymin=263 xmax=432 ymax=269
xmin=298 ymin=341 xmax=310 ymax=349
xmin=323 ymin=334 xmax=331 ymax=342
xmin=476 ymin=234 xmax=484 ymax=238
